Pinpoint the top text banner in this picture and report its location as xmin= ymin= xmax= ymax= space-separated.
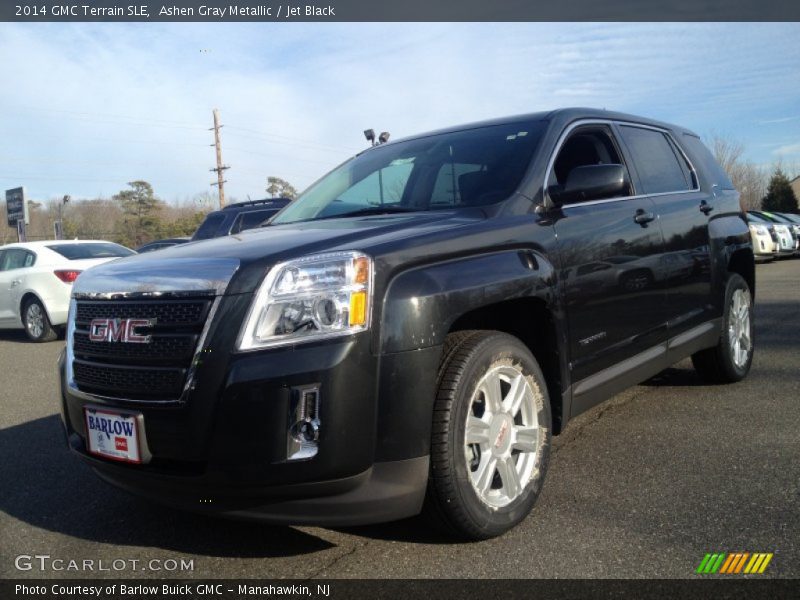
xmin=3 ymin=0 xmax=800 ymax=22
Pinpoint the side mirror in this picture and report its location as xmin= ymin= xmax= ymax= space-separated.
xmin=551 ymin=164 xmax=628 ymax=204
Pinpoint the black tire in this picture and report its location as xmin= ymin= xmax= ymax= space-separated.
xmin=22 ymin=298 xmax=58 ymax=342
xmin=691 ymin=273 xmax=753 ymax=383
xmin=424 ymin=330 xmax=551 ymax=540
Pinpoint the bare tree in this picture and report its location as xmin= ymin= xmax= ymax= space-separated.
xmin=708 ymin=134 xmax=767 ymax=211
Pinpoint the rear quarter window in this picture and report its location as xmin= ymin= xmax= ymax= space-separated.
xmin=680 ymin=134 xmax=735 ymax=190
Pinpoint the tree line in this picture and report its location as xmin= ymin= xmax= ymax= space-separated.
xmin=1 ymin=176 xmax=298 ymax=249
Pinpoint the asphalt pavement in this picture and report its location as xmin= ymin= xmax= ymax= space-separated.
xmin=0 ymin=260 xmax=797 ymax=579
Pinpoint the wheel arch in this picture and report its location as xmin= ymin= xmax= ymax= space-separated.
xmin=375 ymin=250 xmax=568 ymax=465
xmin=19 ymin=291 xmax=48 ymax=325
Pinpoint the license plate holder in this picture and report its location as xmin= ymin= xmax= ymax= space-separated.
xmin=83 ymin=407 xmax=143 ymax=464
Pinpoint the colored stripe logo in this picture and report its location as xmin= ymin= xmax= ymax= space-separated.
xmin=696 ymin=552 xmax=773 ymax=574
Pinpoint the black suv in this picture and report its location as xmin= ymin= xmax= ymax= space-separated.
xmin=58 ymin=108 xmax=754 ymax=540
xmin=191 ymin=198 xmax=291 ymax=241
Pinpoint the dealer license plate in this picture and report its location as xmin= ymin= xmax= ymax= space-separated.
xmin=84 ymin=407 xmax=142 ymax=464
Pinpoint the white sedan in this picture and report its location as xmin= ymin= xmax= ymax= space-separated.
xmin=0 ymin=240 xmax=134 ymax=341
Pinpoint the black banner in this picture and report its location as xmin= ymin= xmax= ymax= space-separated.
xmin=3 ymin=579 xmax=800 ymax=600
xmin=3 ymin=0 xmax=800 ymax=22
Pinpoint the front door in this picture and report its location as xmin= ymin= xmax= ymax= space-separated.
xmin=548 ymin=125 xmax=668 ymax=383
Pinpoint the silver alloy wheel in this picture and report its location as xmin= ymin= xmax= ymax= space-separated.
xmin=465 ymin=364 xmax=540 ymax=508
xmin=728 ymin=288 xmax=752 ymax=369
xmin=26 ymin=303 xmax=44 ymax=339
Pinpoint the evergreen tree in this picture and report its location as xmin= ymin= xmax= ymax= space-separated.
xmin=113 ymin=181 xmax=165 ymax=246
xmin=761 ymin=168 xmax=799 ymax=214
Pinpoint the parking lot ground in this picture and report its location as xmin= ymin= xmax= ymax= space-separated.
xmin=0 ymin=260 xmax=798 ymax=579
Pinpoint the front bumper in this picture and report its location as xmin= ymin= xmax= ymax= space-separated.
xmin=58 ymin=299 xmax=433 ymax=524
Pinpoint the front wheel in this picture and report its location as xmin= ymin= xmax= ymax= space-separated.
xmin=692 ymin=273 xmax=753 ymax=383
xmin=424 ymin=331 xmax=551 ymax=540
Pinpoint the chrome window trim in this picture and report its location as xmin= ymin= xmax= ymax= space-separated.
xmin=544 ymin=118 xmax=701 ymax=209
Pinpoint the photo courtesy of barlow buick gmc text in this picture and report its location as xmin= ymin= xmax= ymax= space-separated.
xmin=1 ymin=2 xmax=799 ymax=599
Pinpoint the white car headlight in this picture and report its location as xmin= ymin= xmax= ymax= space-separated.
xmin=753 ymin=225 xmax=768 ymax=236
xmin=237 ymin=251 xmax=372 ymax=351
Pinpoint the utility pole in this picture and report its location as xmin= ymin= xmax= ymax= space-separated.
xmin=209 ymin=108 xmax=229 ymax=208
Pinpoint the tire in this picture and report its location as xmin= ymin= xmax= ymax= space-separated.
xmin=424 ymin=330 xmax=552 ymax=540
xmin=691 ymin=273 xmax=753 ymax=383
xmin=22 ymin=298 xmax=58 ymax=342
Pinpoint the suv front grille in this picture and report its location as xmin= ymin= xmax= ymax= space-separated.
xmin=71 ymin=298 xmax=213 ymax=401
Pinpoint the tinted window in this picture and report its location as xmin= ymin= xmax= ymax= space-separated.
xmin=0 ymin=249 xmax=35 ymax=270
xmin=192 ymin=212 xmax=227 ymax=240
xmin=233 ymin=209 xmax=281 ymax=233
xmin=273 ymin=121 xmax=547 ymax=224
xmin=619 ymin=126 xmax=693 ymax=194
xmin=47 ymin=243 xmax=133 ymax=260
xmin=548 ymin=127 xmax=633 ymax=202
xmin=680 ymin=134 xmax=735 ymax=189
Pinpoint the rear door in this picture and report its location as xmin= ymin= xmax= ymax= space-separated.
xmin=549 ymin=123 xmax=668 ymax=384
xmin=616 ymin=124 xmax=713 ymax=334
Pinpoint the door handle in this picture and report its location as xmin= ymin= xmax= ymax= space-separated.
xmin=700 ymin=200 xmax=714 ymax=215
xmin=634 ymin=209 xmax=655 ymax=226
xmin=11 ymin=280 xmax=20 ymax=287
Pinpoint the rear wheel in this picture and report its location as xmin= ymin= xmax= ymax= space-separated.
xmin=424 ymin=331 xmax=551 ymax=540
xmin=692 ymin=273 xmax=753 ymax=383
xmin=23 ymin=298 xmax=58 ymax=342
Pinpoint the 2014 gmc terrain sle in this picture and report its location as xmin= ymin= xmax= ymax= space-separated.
xmin=58 ymin=108 xmax=754 ymax=539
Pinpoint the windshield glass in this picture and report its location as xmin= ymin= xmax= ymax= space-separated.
xmin=273 ymin=120 xmax=546 ymax=224
xmin=47 ymin=243 xmax=134 ymax=260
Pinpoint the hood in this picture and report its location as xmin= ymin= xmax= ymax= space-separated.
xmin=73 ymin=211 xmax=484 ymax=297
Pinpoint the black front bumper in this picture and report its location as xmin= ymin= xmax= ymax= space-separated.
xmin=58 ymin=298 xmax=435 ymax=525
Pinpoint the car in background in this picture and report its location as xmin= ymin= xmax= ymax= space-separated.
xmin=746 ymin=213 xmax=779 ymax=261
xmin=752 ymin=211 xmax=799 ymax=254
xmin=136 ymin=237 xmax=190 ymax=253
xmin=191 ymin=198 xmax=291 ymax=241
xmin=0 ymin=240 xmax=134 ymax=342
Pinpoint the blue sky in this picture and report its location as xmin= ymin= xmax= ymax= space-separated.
xmin=0 ymin=22 xmax=798 ymax=203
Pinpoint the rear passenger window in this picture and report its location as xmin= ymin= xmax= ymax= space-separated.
xmin=618 ymin=126 xmax=694 ymax=194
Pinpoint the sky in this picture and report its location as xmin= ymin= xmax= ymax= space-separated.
xmin=0 ymin=22 xmax=798 ymax=204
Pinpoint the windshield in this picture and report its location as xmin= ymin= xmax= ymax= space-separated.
xmin=47 ymin=243 xmax=134 ymax=260
xmin=273 ymin=120 xmax=546 ymax=224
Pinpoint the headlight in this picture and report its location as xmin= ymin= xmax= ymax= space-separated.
xmin=237 ymin=251 xmax=372 ymax=351
xmin=753 ymin=225 xmax=768 ymax=236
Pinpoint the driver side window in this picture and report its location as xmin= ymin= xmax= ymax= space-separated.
xmin=548 ymin=127 xmax=633 ymax=203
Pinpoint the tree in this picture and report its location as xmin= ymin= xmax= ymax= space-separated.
xmin=762 ymin=168 xmax=799 ymax=213
xmin=709 ymin=135 xmax=766 ymax=211
xmin=266 ymin=176 xmax=298 ymax=199
xmin=113 ymin=181 xmax=165 ymax=247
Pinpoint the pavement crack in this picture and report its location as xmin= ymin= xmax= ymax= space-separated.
xmin=302 ymin=539 xmax=369 ymax=579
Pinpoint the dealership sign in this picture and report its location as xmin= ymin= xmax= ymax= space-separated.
xmin=6 ymin=187 xmax=29 ymax=227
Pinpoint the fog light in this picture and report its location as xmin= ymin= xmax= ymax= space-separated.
xmin=287 ymin=385 xmax=320 ymax=461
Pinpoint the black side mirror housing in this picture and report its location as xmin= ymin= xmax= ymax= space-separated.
xmin=550 ymin=164 xmax=628 ymax=204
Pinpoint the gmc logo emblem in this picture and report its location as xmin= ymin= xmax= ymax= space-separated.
xmin=88 ymin=318 xmax=156 ymax=344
